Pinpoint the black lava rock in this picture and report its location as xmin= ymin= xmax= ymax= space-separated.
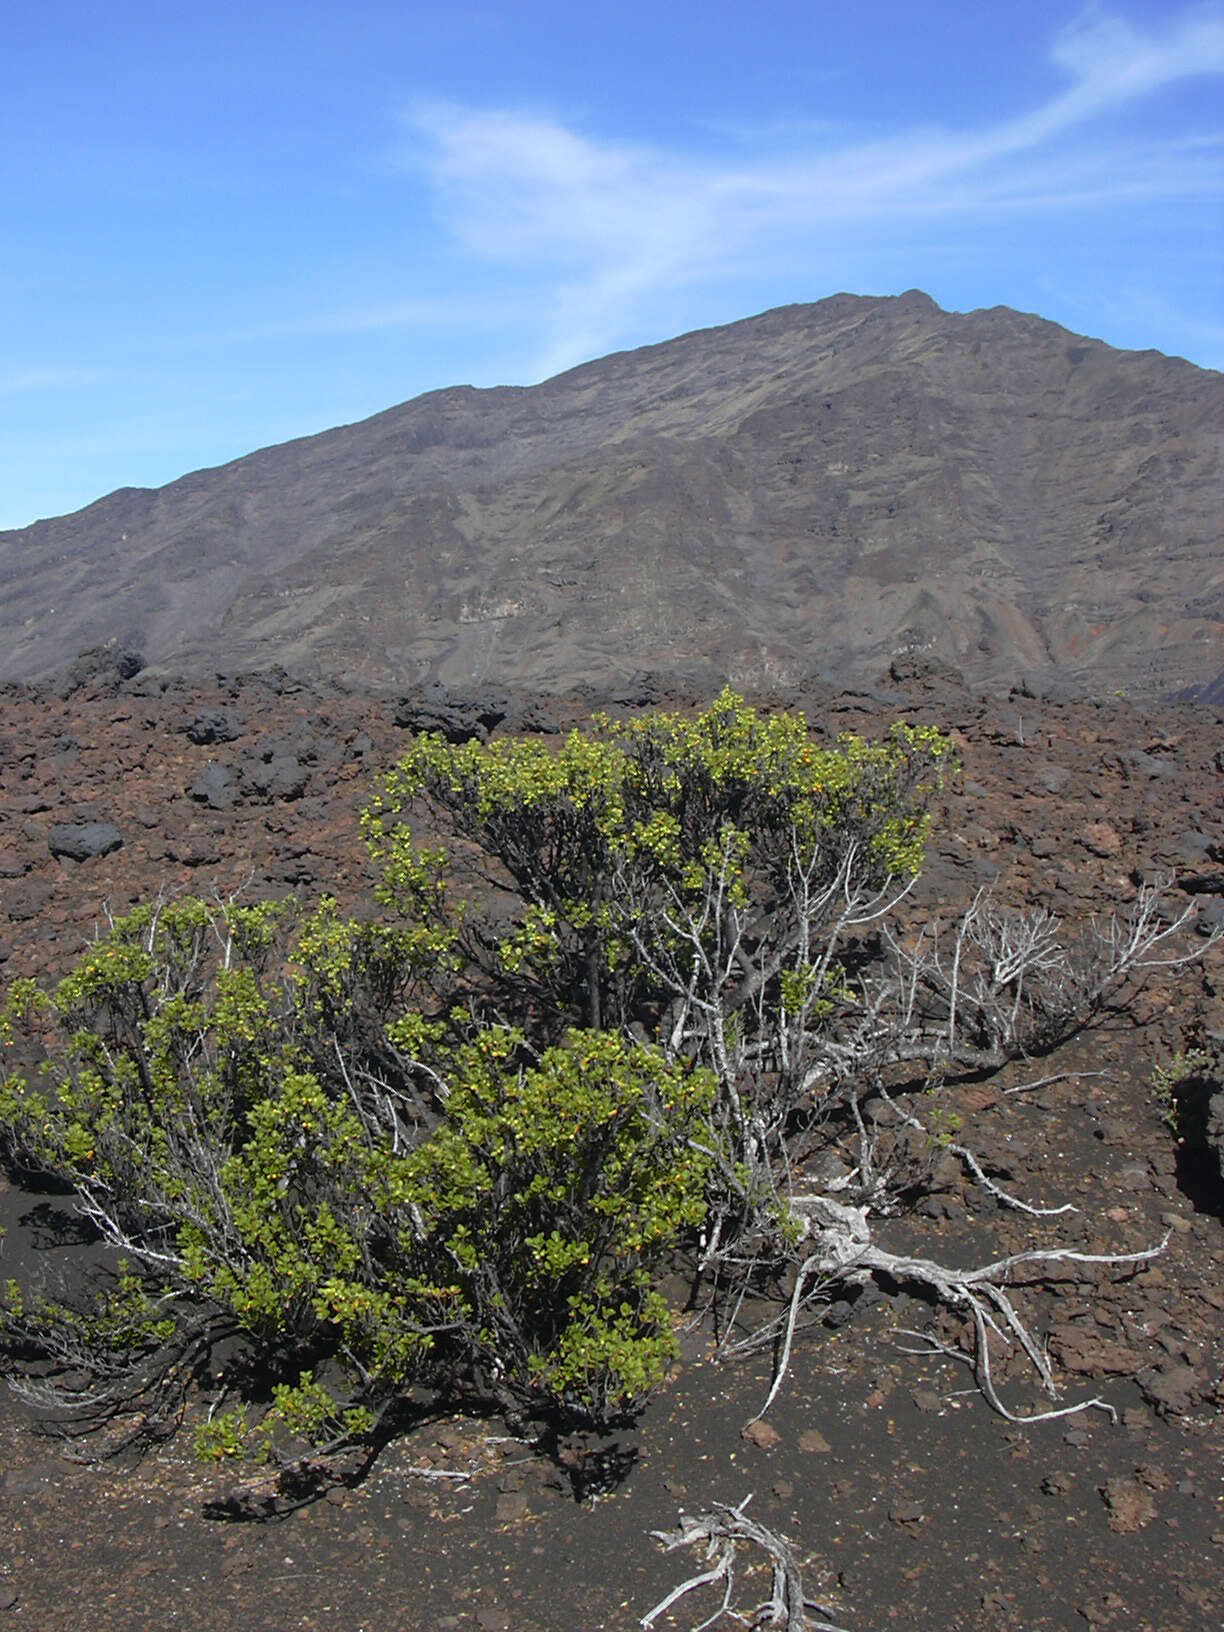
xmin=48 ymin=821 xmax=123 ymax=861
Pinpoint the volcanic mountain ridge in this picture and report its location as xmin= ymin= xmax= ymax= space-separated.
xmin=1 ymin=289 xmax=1221 ymax=700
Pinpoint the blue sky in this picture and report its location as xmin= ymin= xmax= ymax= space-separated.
xmin=2 ymin=1 xmax=1222 ymax=529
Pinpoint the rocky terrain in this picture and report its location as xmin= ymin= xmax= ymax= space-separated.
xmin=2 ymin=292 xmax=1221 ymax=701
xmin=0 ymin=658 xmax=1221 ymax=1631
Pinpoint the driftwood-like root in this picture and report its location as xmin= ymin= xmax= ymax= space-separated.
xmin=740 ymin=1185 xmax=1169 ymax=1428
xmin=643 ymin=1495 xmax=852 ymax=1632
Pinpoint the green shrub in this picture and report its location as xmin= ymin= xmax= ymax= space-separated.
xmin=0 ymin=690 xmax=951 ymax=1462
xmin=368 ymin=688 xmax=952 ymax=1179
xmin=1151 ymin=1045 xmax=1213 ymax=1142
xmin=0 ymin=901 xmax=715 ymax=1453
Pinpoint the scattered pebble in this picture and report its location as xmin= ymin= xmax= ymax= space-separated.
xmin=741 ymin=1419 xmax=781 ymax=1450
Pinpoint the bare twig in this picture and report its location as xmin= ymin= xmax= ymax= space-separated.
xmin=644 ymin=1495 xmax=855 ymax=1632
xmin=1003 ymin=1070 xmax=1108 ymax=1096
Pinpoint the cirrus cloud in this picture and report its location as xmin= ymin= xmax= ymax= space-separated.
xmin=400 ymin=6 xmax=1224 ymax=377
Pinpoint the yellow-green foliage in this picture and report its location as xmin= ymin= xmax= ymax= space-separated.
xmin=369 ymin=688 xmax=951 ymax=1042
xmin=1150 ymin=1046 xmax=1212 ymax=1140
xmin=0 ymin=907 xmax=717 ymax=1450
xmin=398 ymin=1029 xmax=715 ymax=1413
xmin=0 ymin=690 xmax=949 ymax=1460
xmin=371 ymin=688 xmax=949 ymax=892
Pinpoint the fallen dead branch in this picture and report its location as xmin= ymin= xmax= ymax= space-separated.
xmin=741 ymin=1183 xmax=1169 ymax=1428
xmin=1002 ymin=1069 xmax=1108 ymax=1096
xmin=643 ymin=1494 xmax=854 ymax=1632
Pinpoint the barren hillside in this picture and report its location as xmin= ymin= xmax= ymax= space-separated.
xmin=2 ymin=292 xmax=1221 ymax=699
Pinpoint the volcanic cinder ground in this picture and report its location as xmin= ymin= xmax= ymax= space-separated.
xmin=0 ymin=653 xmax=1220 ymax=1632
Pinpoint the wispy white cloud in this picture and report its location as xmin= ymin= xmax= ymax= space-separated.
xmin=400 ymin=6 xmax=1224 ymax=377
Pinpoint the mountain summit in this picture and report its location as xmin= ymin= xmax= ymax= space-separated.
xmin=3 ymin=292 xmax=1220 ymax=697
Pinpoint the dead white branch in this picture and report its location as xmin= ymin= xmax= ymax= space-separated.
xmin=877 ymin=881 xmax=1220 ymax=1072
xmin=741 ymin=1187 xmax=1169 ymax=1426
xmin=643 ymin=1495 xmax=854 ymax=1632
xmin=1003 ymin=1069 xmax=1108 ymax=1096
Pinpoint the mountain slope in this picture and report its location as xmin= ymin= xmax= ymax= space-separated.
xmin=2 ymin=290 xmax=1221 ymax=696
